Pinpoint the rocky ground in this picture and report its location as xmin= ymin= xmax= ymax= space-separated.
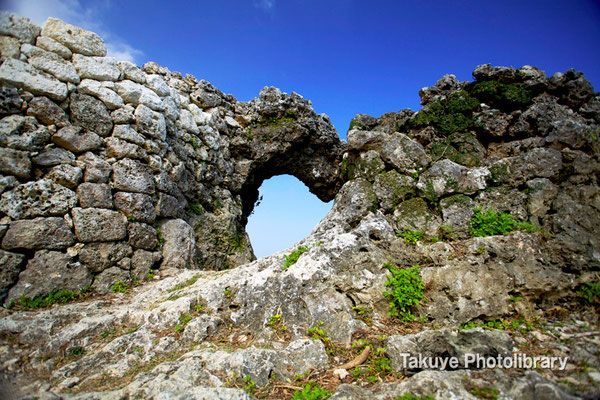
xmin=0 ymin=11 xmax=599 ymax=400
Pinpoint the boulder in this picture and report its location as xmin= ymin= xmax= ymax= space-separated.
xmin=71 ymin=207 xmax=127 ymax=242
xmin=69 ymin=93 xmax=113 ymax=137
xmin=114 ymin=192 xmax=156 ymax=223
xmin=0 ymin=58 xmax=67 ymax=101
xmin=77 ymin=183 xmax=113 ymax=209
xmin=77 ymin=79 xmax=124 ymax=109
xmin=6 ymin=250 xmax=92 ymax=305
xmin=47 ymin=164 xmax=83 ymax=189
xmin=0 ymin=250 xmax=26 ymax=299
xmin=128 ymin=222 xmax=158 ymax=250
xmin=41 ymin=17 xmax=106 ymax=56
xmin=2 ymin=217 xmax=75 ymax=250
xmin=0 ymin=147 xmax=31 ymax=178
xmin=52 ymin=125 xmax=103 ymax=153
xmin=26 ymin=96 xmax=68 ymax=126
xmin=35 ymin=36 xmax=72 ymax=59
xmin=159 ymin=219 xmax=195 ymax=269
xmin=134 ymin=104 xmax=167 ymax=140
xmin=0 ymin=11 xmax=40 ymax=44
xmin=115 ymin=80 xmax=164 ymax=111
xmin=112 ymin=158 xmax=155 ymax=194
xmin=78 ymin=242 xmax=133 ymax=274
xmin=78 ymin=152 xmax=111 ymax=183
xmin=0 ymin=179 xmax=77 ymax=219
xmin=21 ymin=43 xmax=80 ymax=84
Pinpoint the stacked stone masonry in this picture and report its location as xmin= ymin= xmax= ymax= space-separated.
xmin=0 ymin=11 xmax=345 ymax=303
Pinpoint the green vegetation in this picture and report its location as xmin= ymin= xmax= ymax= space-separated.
xmin=403 ymin=90 xmax=480 ymax=136
xmin=146 ymin=270 xmax=156 ymax=281
xmin=268 ymin=313 xmax=288 ymax=333
xmin=256 ymin=110 xmax=299 ymax=129
xmin=8 ymin=286 xmax=93 ymax=310
xmin=243 ymin=376 xmax=256 ymax=395
xmin=292 ymin=383 xmax=332 ymax=400
xmin=168 ymin=274 xmax=201 ymax=292
xmin=348 ymin=117 xmax=363 ymax=131
xmin=156 ymin=227 xmax=164 ymax=245
xmin=470 ymin=207 xmax=537 ymax=237
xmin=69 ymin=346 xmax=86 ymax=357
xmin=190 ymin=137 xmax=202 ymax=149
xmin=469 ymin=385 xmax=499 ymax=400
xmin=382 ymin=263 xmax=425 ymax=321
xmin=190 ymin=203 xmax=204 ymax=215
xmin=469 ymin=80 xmax=532 ymax=111
xmin=111 ymin=280 xmax=136 ymax=294
xmin=174 ymin=312 xmax=192 ymax=333
xmin=283 ymin=242 xmax=322 ymax=270
xmin=427 ymin=132 xmax=483 ymax=167
xmin=577 ymin=279 xmax=600 ymax=305
xmin=394 ymin=394 xmax=435 ymax=400
xmin=307 ymin=321 xmax=330 ymax=343
xmin=396 ymin=228 xmax=425 ymax=245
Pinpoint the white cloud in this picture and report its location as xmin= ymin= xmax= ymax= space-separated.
xmin=3 ymin=0 xmax=143 ymax=64
xmin=254 ymin=0 xmax=275 ymax=11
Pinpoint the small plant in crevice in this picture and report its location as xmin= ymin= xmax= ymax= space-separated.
xmin=382 ymin=263 xmax=425 ymax=322
xmin=291 ymin=382 xmax=332 ymax=400
xmin=190 ymin=203 xmax=204 ymax=215
xmin=7 ymin=286 xmax=93 ymax=310
xmin=577 ymin=278 xmax=600 ymax=305
xmin=394 ymin=393 xmax=435 ymax=400
xmin=283 ymin=242 xmax=323 ymax=270
xmin=307 ymin=321 xmax=329 ymax=343
xmin=396 ymin=228 xmax=425 ymax=245
xmin=470 ymin=207 xmax=537 ymax=237
xmin=111 ymin=280 xmax=137 ymax=294
xmin=268 ymin=313 xmax=288 ymax=334
xmin=173 ymin=312 xmax=192 ymax=333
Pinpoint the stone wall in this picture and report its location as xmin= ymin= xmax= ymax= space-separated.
xmin=0 ymin=12 xmax=344 ymax=304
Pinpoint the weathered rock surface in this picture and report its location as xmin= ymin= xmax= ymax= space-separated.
xmin=0 ymin=12 xmax=598 ymax=400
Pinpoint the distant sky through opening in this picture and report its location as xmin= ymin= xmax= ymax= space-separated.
xmin=246 ymin=175 xmax=333 ymax=259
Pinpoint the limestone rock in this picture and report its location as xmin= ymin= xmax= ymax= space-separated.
xmin=128 ymin=222 xmax=158 ymax=250
xmin=117 ymin=61 xmax=146 ymax=84
xmin=417 ymin=159 xmax=489 ymax=200
xmin=26 ymin=96 xmax=68 ymax=126
xmin=93 ymin=266 xmax=131 ymax=294
xmin=6 ymin=250 xmax=91 ymax=304
xmin=41 ymin=17 xmax=106 ymax=56
xmin=78 ymin=151 xmax=111 ymax=183
xmin=160 ymin=218 xmax=195 ymax=269
xmin=112 ymin=158 xmax=155 ymax=194
xmin=112 ymin=124 xmax=145 ymax=145
xmin=135 ymin=103 xmax=167 ymax=140
xmin=146 ymin=74 xmax=170 ymax=97
xmin=47 ymin=164 xmax=83 ymax=189
xmin=1 ymin=217 xmax=75 ymax=250
xmin=78 ymin=242 xmax=133 ymax=273
xmin=114 ymin=192 xmax=156 ymax=223
xmin=69 ymin=93 xmax=113 ymax=136
xmin=0 ymin=86 xmax=23 ymax=114
xmin=131 ymin=249 xmax=161 ymax=281
xmin=106 ymin=137 xmax=146 ymax=159
xmin=77 ymin=183 xmax=113 ymax=209
xmin=0 ymin=114 xmax=51 ymax=151
xmin=35 ymin=36 xmax=72 ymax=59
xmin=0 ymin=11 xmax=40 ymax=44
xmin=22 ymin=43 xmax=80 ymax=83
xmin=0 ymin=179 xmax=77 ymax=219
xmin=115 ymin=80 xmax=164 ymax=111
xmin=386 ymin=328 xmax=513 ymax=372
xmin=0 ymin=35 xmax=20 ymax=58
xmin=380 ymin=132 xmax=431 ymax=174
xmin=71 ymin=207 xmax=127 ymax=242
xmin=52 ymin=125 xmax=102 ymax=152
xmin=77 ymin=79 xmax=124 ymax=109
xmin=0 ymin=250 xmax=26 ymax=300
xmin=31 ymin=147 xmax=75 ymax=166
xmin=0 ymin=58 xmax=67 ymax=101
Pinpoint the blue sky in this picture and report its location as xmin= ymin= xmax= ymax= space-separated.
xmin=4 ymin=0 xmax=600 ymax=258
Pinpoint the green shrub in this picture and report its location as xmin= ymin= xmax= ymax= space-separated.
xmin=174 ymin=312 xmax=192 ymax=333
xmin=397 ymin=229 xmax=425 ymax=245
xmin=292 ymin=383 xmax=332 ymax=400
xmin=404 ymin=90 xmax=479 ymax=136
xmin=577 ymin=280 xmax=600 ymax=305
xmin=469 ymin=80 xmax=532 ymax=111
xmin=383 ymin=264 xmax=425 ymax=321
xmin=470 ymin=207 xmax=537 ymax=237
